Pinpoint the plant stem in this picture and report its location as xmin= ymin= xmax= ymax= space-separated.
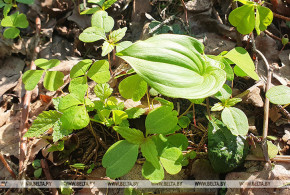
xmin=192 ymin=103 xmax=197 ymax=127
xmin=178 ymin=103 xmax=193 ymax=119
xmin=146 ymin=87 xmax=151 ymax=112
xmin=251 ymin=33 xmax=272 ymax=162
xmin=206 ymin=98 xmax=212 ymax=120
xmin=0 ymin=153 xmax=16 ymax=179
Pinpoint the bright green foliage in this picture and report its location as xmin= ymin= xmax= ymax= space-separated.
xmin=251 ymin=141 xmax=278 ymax=159
xmin=234 ymin=65 xmax=248 ymax=77
xmin=190 ymin=98 xmax=205 ymax=104
xmin=211 ymin=103 xmax=224 ymax=112
xmin=16 ymin=0 xmax=34 ymax=4
xmin=142 ymin=161 xmax=164 ymax=183
xmin=79 ymin=27 xmax=106 ymax=42
xmin=229 ymin=1 xmax=273 ymax=35
xmin=113 ymin=126 xmax=145 ymax=145
xmin=224 ymin=47 xmax=259 ymax=80
xmin=117 ymin=34 xmax=226 ymax=99
xmin=22 ymin=70 xmax=44 ymax=91
xmin=24 ymin=110 xmax=62 ymax=137
xmin=81 ymin=0 xmax=116 ymax=14
xmin=69 ymin=76 xmax=88 ymax=101
xmin=225 ymin=98 xmax=242 ymax=107
xmin=167 ymin=134 xmax=188 ymax=151
xmin=214 ymin=84 xmax=232 ymax=102
xmin=221 ymin=107 xmax=249 ymax=136
xmin=102 ymin=140 xmax=139 ymax=179
xmin=94 ymin=83 xmax=113 ymax=101
xmin=80 ymin=7 xmax=102 ymax=15
xmin=125 ymin=107 xmax=145 ymax=119
xmin=91 ymin=10 xmax=114 ymax=32
xmin=178 ymin=116 xmax=191 ymax=129
xmin=1 ymin=11 xmax=29 ymax=38
xmin=87 ymin=60 xmax=110 ymax=83
xmin=35 ymin=59 xmax=60 ymax=70
xmin=102 ymin=0 xmax=117 ymax=10
xmin=70 ymin=59 xmax=92 ymax=78
xmin=266 ymin=85 xmax=290 ymax=105
xmin=112 ymin=110 xmax=128 ymax=125
xmin=119 ymin=74 xmax=147 ymax=101
xmin=145 ymin=106 xmax=178 ymax=135
xmin=51 ymin=122 xmax=72 ymax=142
xmin=208 ymin=119 xmax=248 ymax=173
xmin=58 ymin=94 xmax=82 ymax=111
xmin=43 ymin=71 xmax=64 ymax=91
xmin=160 ymin=147 xmax=183 ymax=175
xmin=282 ymin=35 xmax=289 ymax=46
xmin=141 ymin=138 xmax=160 ymax=168
xmin=60 ymin=106 xmax=90 ymax=130
xmin=109 ymin=27 xmax=127 ymax=43
xmin=207 ymin=55 xmax=234 ymax=81
xmin=32 ymin=159 xmax=42 ymax=178
xmin=101 ymin=41 xmax=114 ymax=56
xmin=154 ymin=97 xmax=174 ymax=109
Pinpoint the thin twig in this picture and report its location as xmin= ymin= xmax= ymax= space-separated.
xmin=180 ymin=0 xmax=189 ymax=26
xmin=251 ymin=33 xmax=272 ymax=163
xmin=246 ymin=154 xmax=290 ymax=162
xmin=273 ymin=12 xmax=290 ymax=21
xmin=212 ymin=7 xmax=223 ymax=24
xmin=19 ymin=17 xmax=41 ymax=178
xmin=149 ymin=15 xmax=175 ymax=35
xmin=41 ymin=159 xmax=59 ymax=195
xmin=178 ymin=103 xmax=193 ymax=119
xmin=0 ymin=153 xmax=16 ymax=179
xmin=264 ymin=30 xmax=290 ymax=45
xmin=206 ymin=98 xmax=212 ymax=120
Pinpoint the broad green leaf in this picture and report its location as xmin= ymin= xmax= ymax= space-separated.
xmin=91 ymin=10 xmax=114 ymax=32
xmin=52 ymin=97 xmax=61 ymax=111
xmin=16 ymin=0 xmax=34 ymax=4
xmin=251 ymin=141 xmax=278 ymax=159
xmin=69 ymin=76 xmax=88 ymax=101
xmin=87 ymin=60 xmax=110 ymax=83
xmin=112 ymin=110 xmax=128 ymax=125
xmin=102 ymin=140 xmax=139 ymax=178
xmin=266 ymin=85 xmax=290 ymax=105
xmin=117 ymin=34 xmax=226 ymax=99
xmin=52 ymin=121 xmax=72 ymax=142
xmin=167 ymin=134 xmax=188 ymax=151
xmin=106 ymin=96 xmax=124 ymax=110
xmin=257 ymin=6 xmax=273 ymax=32
xmin=101 ymin=41 xmax=114 ymax=56
xmin=80 ymin=7 xmax=102 ymax=15
xmin=43 ymin=71 xmax=64 ymax=91
xmin=229 ymin=4 xmax=255 ymax=34
xmin=97 ymin=109 xmax=111 ymax=122
xmin=154 ymin=97 xmax=174 ymax=109
xmin=141 ymin=138 xmax=160 ymax=169
xmin=225 ymin=47 xmax=259 ymax=80
xmin=119 ymin=74 xmax=147 ymax=101
xmin=3 ymin=4 xmax=12 ymax=17
xmin=0 ymin=1 xmax=6 ymax=8
xmin=22 ymin=70 xmax=44 ymax=91
xmin=142 ymin=160 xmax=164 ymax=183
xmin=70 ymin=59 xmax=92 ymax=78
xmin=208 ymin=119 xmax=248 ymax=173
xmin=178 ymin=116 xmax=190 ymax=128
xmin=116 ymin=41 xmax=133 ymax=53
xmin=160 ymin=147 xmax=183 ymax=175
xmin=207 ymin=55 xmax=234 ymax=81
xmin=85 ymin=98 xmax=95 ymax=111
xmin=79 ymin=27 xmax=106 ymax=42
xmin=14 ymin=13 xmax=29 ymax=28
xmin=94 ymin=83 xmax=113 ymax=101
xmin=221 ymin=107 xmax=249 ymax=136
xmin=255 ymin=6 xmax=261 ymax=35
xmin=113 ymin=126 xmax=145 ymax=145
xmin=102 ymin=0 xmax=117 ymax=10
xmin=234 ymin=65 xmax=248 ymax=77
xmin=24 ymin=110 xmax=62 ymax=137
xmin=58 ymin=94 xmax=82 ymax=111
xmin=109 ymin=27 xmax=127 ymax=43
xmin=88 ymin=0 xmax=105 ymax=5
xmin=35 ymin=59 xmax=60 ymax=70
xmin=1 ymin=12 xmax=16 ymax=27
xmin=151 ymin=134 xmax=168 ymax=156
xmin=214 ymin=84 xmax=232 ymax=102
xmin=189 ymin=98 xmax=205 ymax=104
xmin=32 ymin=159 xmax=41 ymax=169
xmin=125 ymin=107 xmax=145 ymax=119
xmin=3 ymin=27 xmax=20 ymax=39
xmin=234 ymin=0 xmax=255 ymax=5
xmin=149 ymin=87 xmax=159 ymax=96
xmin=145 ymin=106 xmax=178 ymax=135
xmin=60 ymin=106 xmax=90 ymax=130
xmin=34 ymin=168 xmax=42 ymax=178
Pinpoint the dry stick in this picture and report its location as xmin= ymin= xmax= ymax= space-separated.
xmin=19 ymin=17 xmax=41 ymax=178
xmin=231 ymin=1 xmax=243 ymax=47
xmin=273 ymin=12 xmax=290 ymax=21
xmin=149 ymin=15 xmax=175 ymax=35
xmin=41 ymin=159 xmax=59 ymax=195
xmin=246 ymin=154 xmax=290 ymax=162
xmin=206 ymin=98 xmax=212 ymax=120
xmin=251 ymin=33 xmax=272 ymax=163
xmin=0 ymin=152 xmax=16 ymax=179
xmin=212 ymin=7 xmax=223 ymax=24
xmin=180 ymin=0 xmax=189 ymax=26
xmin=264 ymin=30 xmax=290 ymax=45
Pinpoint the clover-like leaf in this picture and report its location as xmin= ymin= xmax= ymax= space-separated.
xmin=142 ymin=160 xmax=164 ymax=183
xmin=102 ymin=140 xmax=139 ymax=179
xmin=109 ymin=27 xmax=127 ymax=43
xmin=69 ymin=76 xmax=88 ymax=101
xmin=35 ymin=59 xmax=60 ymax=70
xmin=87 ymin=60 xmax=110 ymax=83
xmin=58 ymin=94 xmax=82 ymax=111
xmin=79 ymin=27 xmax=106 ymax=43
xmin=43 ymin=71 xmax=64 ymax=91
xmin=22 ymin=70 xmax=44 ymax=91
xmin=141 ymin=138 xmax=160 ymax=169
xmin=60 ymin=105 xmax=90 ymax=130
xmin=119 ymin=74 xmax=147 ymax=101
xmin=3 ymin=27 xmax=20 ymax=39
xmin=160 ymin=147 xmax=183 ymax=175
xmin=70 ymin=59 xmax=92 ymax=78
xmin=94 ymin=83 xmax=113 ymax=101
xmin=229 ymin=4 xmax=255 ymax=35
xmin=91 ymin=10 xmax=114 ymax=32
xmin=125 ymin=107 xmax=145 ymax=119
xmin=256 ymin=6 xmax=273 ymax=33
xmin=116 ymin=34 xmax=226 ymax=99
xmin=266 ymin=85 xmax=290 ymax=105
xmin=113 ymin=126 xmax=145 ymax=145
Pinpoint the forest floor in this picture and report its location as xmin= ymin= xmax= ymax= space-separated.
xmin=0 ymin=0 xmax=290 ymax=194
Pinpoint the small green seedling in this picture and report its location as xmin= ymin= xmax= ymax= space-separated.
xmin=80 ymin=0 xmax=117 ymax=15
xmin=32 ymin=159 xmax=42 ymax=178
xmin=266 ymin=85 xmax=290 ymax=105
xmin=229 ymin=0 xmax=273 ymax=35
